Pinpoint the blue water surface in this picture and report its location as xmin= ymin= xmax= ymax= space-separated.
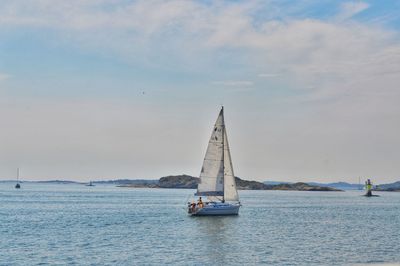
xmin=0 ymin=183 xmax=399 ymax=265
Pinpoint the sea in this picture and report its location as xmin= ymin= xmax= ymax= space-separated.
xmin=1 ymin=183 xmax=399 ymax=266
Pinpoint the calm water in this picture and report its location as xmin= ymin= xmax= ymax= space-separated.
xmin=1 ymin=183 xmax=400 ymax=265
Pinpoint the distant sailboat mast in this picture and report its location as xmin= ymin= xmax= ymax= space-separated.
xmin=15 ymin=168 xmax=21 ymax=189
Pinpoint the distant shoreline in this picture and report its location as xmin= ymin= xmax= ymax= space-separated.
xmin=2 ymin=175 xmax=400 ymax=192
xmin=1 ymin=175 xmax=341 ymax=192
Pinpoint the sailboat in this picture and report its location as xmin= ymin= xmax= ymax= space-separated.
xmin=15 ymin=168 xmax=21 ymax=189
xmin=188 ymin=107 xmax=241 ymax=216
xmin=86 ymin=181 xmax=95 ymax=187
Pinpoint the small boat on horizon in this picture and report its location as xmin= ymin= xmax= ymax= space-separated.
xmin=86 ymin=181 xmax=95 ymax=187
xmin=188 ymin=107 xmax=241 ymax=216
xmin=15 ymin=168 xmax=21 ymax=189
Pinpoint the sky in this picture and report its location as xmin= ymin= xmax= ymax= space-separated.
xmin=1 ymin=0 xmax=400 ymax=183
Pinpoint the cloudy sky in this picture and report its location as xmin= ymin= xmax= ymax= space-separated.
xmin=1 ymin=0 xmax=400 ymax=183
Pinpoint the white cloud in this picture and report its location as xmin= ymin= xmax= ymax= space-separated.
xmin=212 ymin=80 xmax=253 ymax=87
xmin=0 ymin=73 xmax=10 ymax=81
xmin=0 ymin=1 xmax=392 ymax=81
xmin=258 ymin=73 xmax=280 ymax=78
xmin=336 ymin=1 xmax=370 ymax=21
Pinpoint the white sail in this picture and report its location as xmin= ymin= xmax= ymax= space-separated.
xmin=196 ymin=109 xmax=225 ymax=196
xmin=223 ymin=128 xmax=239 ymax=201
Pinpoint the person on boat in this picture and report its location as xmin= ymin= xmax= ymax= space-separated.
xmin=191 ymin=201 xmax=196 ymax=213
xmin=197 ymin=197 xmax=203 ymax=208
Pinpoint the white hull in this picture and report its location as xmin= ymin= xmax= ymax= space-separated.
xmin=189 ymin=202 xmax=240 ymax=216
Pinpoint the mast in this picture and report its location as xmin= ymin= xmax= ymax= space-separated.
xmin=15 ymin=167 xmax=21 ymax=189
xmin=221 ymin=106 xmax=225 ymax=202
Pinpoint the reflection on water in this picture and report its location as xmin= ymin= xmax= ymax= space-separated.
xmin=193 ymin=216 xmax=238 ymax=264
xmin=1 ymin=183 xmax=400 ymax=265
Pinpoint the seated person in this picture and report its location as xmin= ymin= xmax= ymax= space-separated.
xmin=197 ymin=197 xmax=203 ymax=208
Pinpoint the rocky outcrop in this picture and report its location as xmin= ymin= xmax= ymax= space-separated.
xmin=158 ymin=175 xmax=199 ymax=188
xmin=234 ymin=177 xmax=273 ymax=190
xmin=375 ymin=181 xmax=400 ymax=192
xmin=271 ymin=182 xmax=341 ymax=191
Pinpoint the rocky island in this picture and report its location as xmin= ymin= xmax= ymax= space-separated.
xmin=117 ymin=175 xmax=341 ymax=191
xmin=375 ymin=181 xmax=400 ymax=192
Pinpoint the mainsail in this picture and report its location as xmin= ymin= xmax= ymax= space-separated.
xmin=196 ymin=107 xmax=239 ymax=202
xmin=196 ymin=108 xmax=224 ymax=196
